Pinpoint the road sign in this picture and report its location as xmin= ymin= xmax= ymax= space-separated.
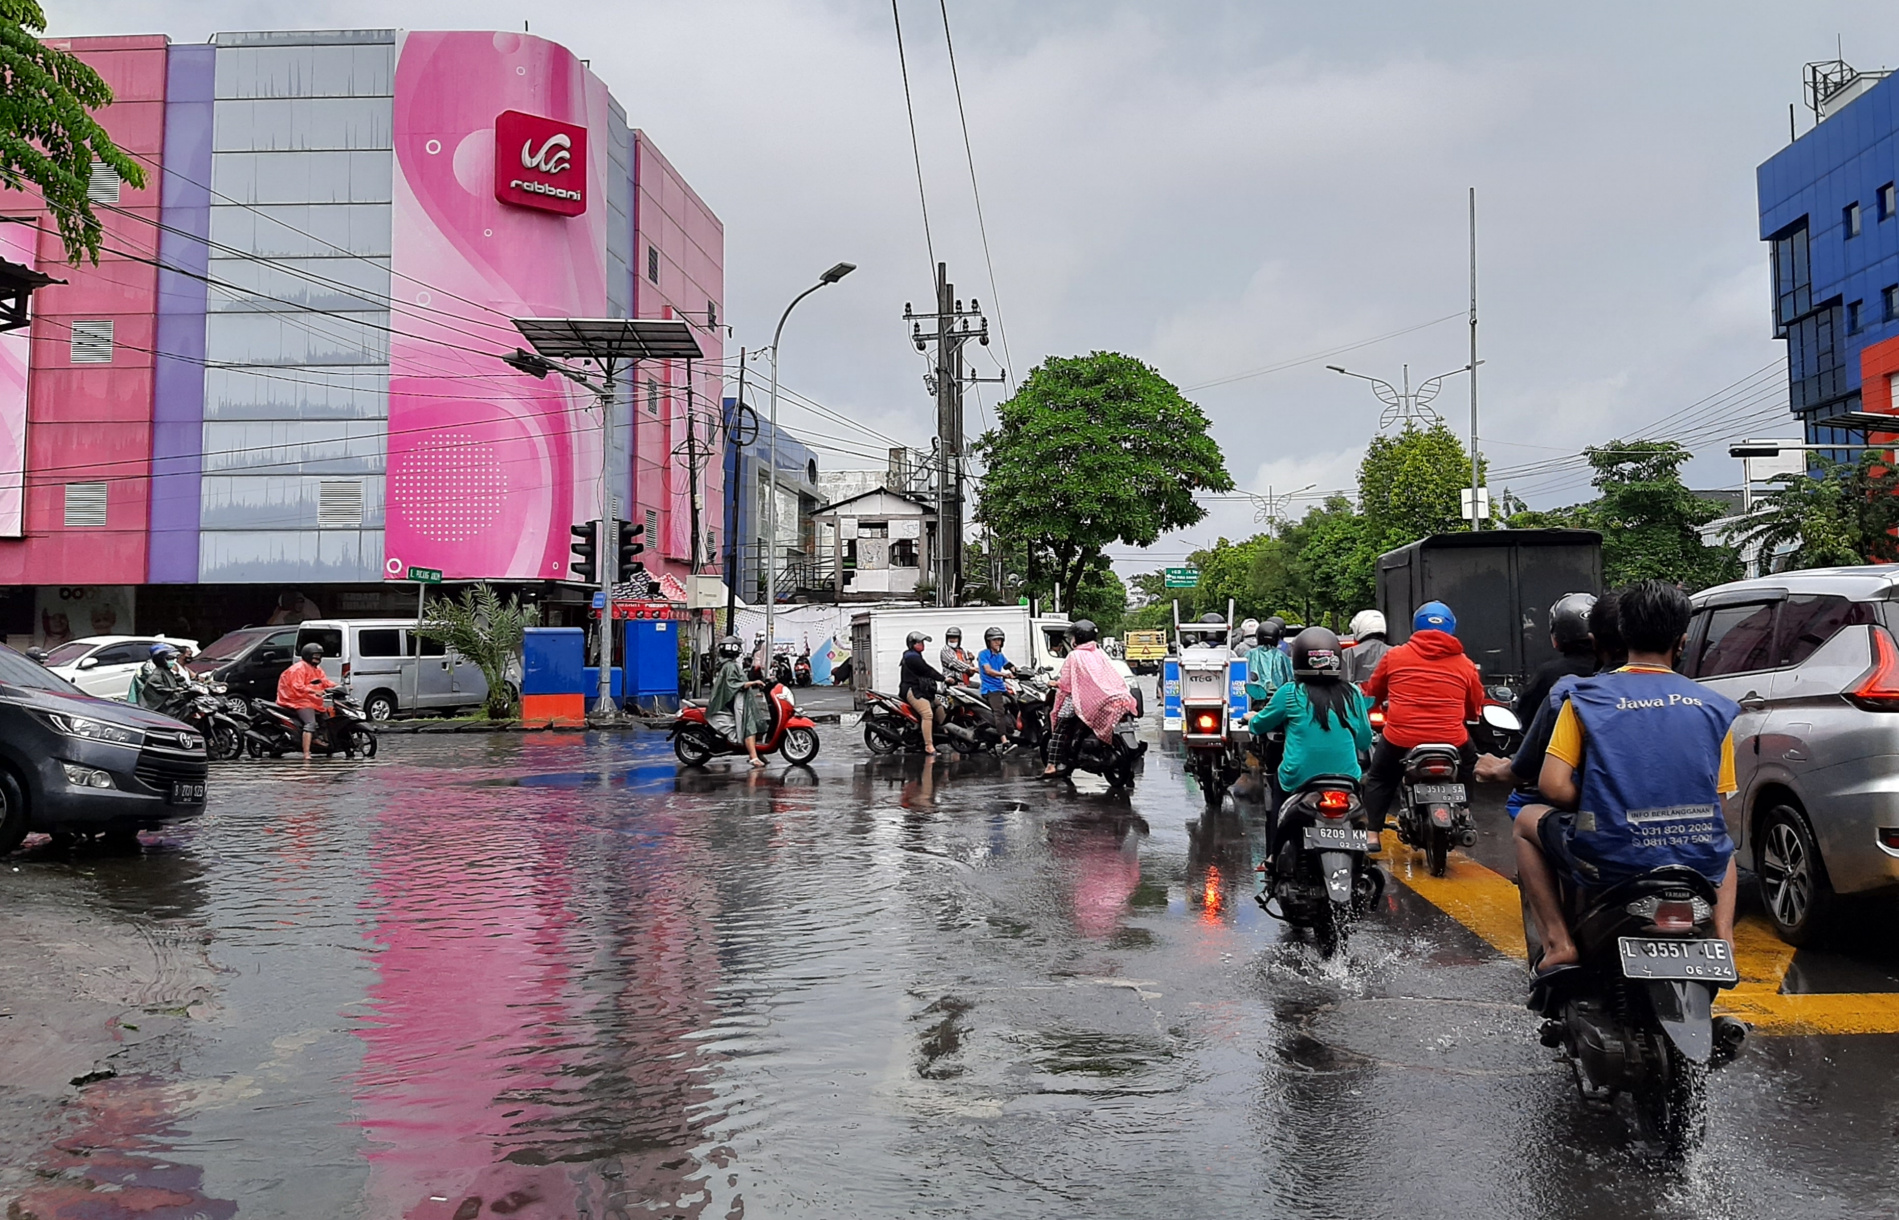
xmin=407 ymin=565 xmax=443 ymax=584
xmin=1460 ymin=488 xmax=1491 ymax=521
xmin=1164 ymin=567 xmax=1199 ymax=588
xmin=592 ymin=591 xmax=607 ymax=610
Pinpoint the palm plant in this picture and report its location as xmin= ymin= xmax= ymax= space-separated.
xmin=417 ymin=583 xmax=538 ymax=719
xmin=1736 ymin=452 xmax=1899 ymax=572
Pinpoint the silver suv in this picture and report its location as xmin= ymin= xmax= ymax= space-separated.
xmin=1688 ymin=566 xmax=1899 ymax=943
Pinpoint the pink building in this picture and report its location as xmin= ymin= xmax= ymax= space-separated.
xmin=0 ymin=29 xmax=723 ymax=645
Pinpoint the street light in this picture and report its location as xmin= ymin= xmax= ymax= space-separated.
xmin=765 ymin=262 xmax=856 ymax=664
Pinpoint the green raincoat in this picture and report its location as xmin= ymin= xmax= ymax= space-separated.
xmin=708 ymin=659 xmax=767 ymax=740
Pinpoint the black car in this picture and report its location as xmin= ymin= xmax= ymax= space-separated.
xmin=186 ymin=625 xmax=299 ymax=701
xmin=0 ymin=644 xmax=209 ymax=853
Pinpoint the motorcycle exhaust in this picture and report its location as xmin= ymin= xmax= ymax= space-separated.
xmin=1459 ymin=828 xmax=1477 ymax=846
xmin=944 ymin=722 xmax=978 ymax=745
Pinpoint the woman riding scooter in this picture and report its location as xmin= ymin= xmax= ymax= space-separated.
xmin=1249 ymin=626 xmax=1376 ymax=858
xmin=707 ymin=634 xmax=767 ymax=767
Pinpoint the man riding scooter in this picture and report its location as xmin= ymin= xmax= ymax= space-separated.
xmin=976 ymin=626 xmax=1017 ymax=742
xmin=276 ymin=642 xmax=339 ymax=761
xmin=1041 ymin=620 xmax=1137 ymax=778
xmin=706 ymin=634 xmax=767 ymax=768
xmin=1360 ymin=601 xmax=1486 ymax=837
xmin=1344 ymin=610 xmax=1390 ymax=686
xmin=132 ymin=643 xmax=193 ymax=717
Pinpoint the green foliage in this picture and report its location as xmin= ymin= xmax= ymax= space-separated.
xmin=0 ymin=2 xmax=147 ymax=264
xmin=1070 ymin=562 xmax=1129 ymax=636
xmin=974 ymin=352 xmax=1234 ymax=611
xmin=418 ymin=582 xmax=538 ymax=719
xmin=1358 ymin=422 xmax=1484 ymax=551
xmin=1282 ymin=495 xmax=1378 ymax=627
xmin=1574 ymin=440 xmax=1739 ymax=589
xmin=1737 ymin=452 xmax=1899 ymax=570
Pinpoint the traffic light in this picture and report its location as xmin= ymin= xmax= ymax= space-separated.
xmin=617 ymin=518 xmax=646 ymax=571
xmin=570 ymin=520 xmax=598 ymax=584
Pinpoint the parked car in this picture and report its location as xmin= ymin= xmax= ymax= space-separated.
xmin=0 ymin=643 xmax=209 ymax=853
xmin=186 ymin=625 xmax=301 ymax=702
xmin=294 ymin=619 xmax=490 ymax=721
xmin=42 ymin=634 xmax=200 ymax=701
xmin=1686 ymin=566 xmax=1899 ymax=943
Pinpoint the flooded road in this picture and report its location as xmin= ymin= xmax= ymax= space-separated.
xmin=4 ymin=725 xmax=1898 ymax=1218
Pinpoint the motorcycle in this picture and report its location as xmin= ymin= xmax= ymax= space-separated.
xmin=1005 ymin=667 xmax=1053 ymax=753
xmin=245 ymin=691 xmax=378 ymax=759
xmin=177 ymin=681 xmax=247 ymax=761
xmin=1055 ymin=711 xmax=1145 ymax=790
xmin=793 ymin=652 xmax=813 ymax=687
xmin=1474 ymin=697 xmax=1524 ymax=756
xmin=1525 ymin=865 xmax=1746 ymax=1156
xmin=1176 ymin=600 xmax=1242 ymax=810
xmin=861 ymin=689 xmax=929 ymax=754
xmin=941 ymin=681 xmax=1006 ymax=753
xmin=1395 ymin=742 xmax=1474 ymax=878
xmin=670 ymin=678 xmax=820 ymax=766
xmin=1257 ymin=777 xmax=1384 ymax=955
xmin=770 ymin=648 xmax=797 ymax=689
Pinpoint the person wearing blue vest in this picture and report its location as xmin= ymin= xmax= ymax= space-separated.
xmin=1513 ymin=580 xmax=1741 ymax=971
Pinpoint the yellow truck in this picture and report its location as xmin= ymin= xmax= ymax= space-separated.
xmin=1124 ymin=629 xmax=1169 ymax=674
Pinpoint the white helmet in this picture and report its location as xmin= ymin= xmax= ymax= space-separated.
xmin=1349 ymin=609 xmax=1387 ymax=639
xmin=1238 ymin=617 xmax=1259 ymax=643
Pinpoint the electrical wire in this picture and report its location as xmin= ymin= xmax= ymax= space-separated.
xmin=1183 ymin=312 xmax=1467 ymax=393
xmin=938 ymin=0 xmax=1012 ymax=388
xmin=891 ymin=0 xmax=936 ymax=277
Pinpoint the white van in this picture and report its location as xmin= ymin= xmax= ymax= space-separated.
xmin=293 ymin=619 xmax=490 ymax=720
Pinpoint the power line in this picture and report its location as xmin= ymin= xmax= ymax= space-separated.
xmin=938 ymin=0 xmax=1012 ymax=389
xmin=891 ymin=0 xmax=936 ymax=277
xmin=1182 ymin=312 xmax=1466 ymax=393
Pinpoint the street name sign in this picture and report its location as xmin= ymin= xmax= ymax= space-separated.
xmin=407 ymin=566 xmax=443 ymax=584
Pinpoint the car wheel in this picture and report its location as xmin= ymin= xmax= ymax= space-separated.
xmin=0 ymin=768 xmax=27 ymax=855
xmin=1757 ymin=802 xmax=1833 ymax=946
xmin=363 ymin=691 xmax=398 ymax=722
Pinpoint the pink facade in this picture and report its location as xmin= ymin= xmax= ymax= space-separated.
xmin=0 ymin=36 xmax=167 ymax=586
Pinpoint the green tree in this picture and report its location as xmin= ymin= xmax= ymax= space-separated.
xmin=1357 ymin=422 xmax=1484 ymax=551
xmin=974 ymin=352 xmax=1234 ymax=610
xmin=418 ymin=582 xmax=539 ymax=719
xmin=0 ymin=1 xmax=147 ymax=263
xmin=1070 ymin=561 xmax=1129 ymax=636
xmin=1578 ymin=440 xmax=1739 ymax=589
xmin=1737 ymin=452 xmax=1899 ymax=570
xmin=1284 ymin=495 xmax=1379 ymax=626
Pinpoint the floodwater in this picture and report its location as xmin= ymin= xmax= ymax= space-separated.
xmin=3 ymin=726 xmax=1897 ymax=1219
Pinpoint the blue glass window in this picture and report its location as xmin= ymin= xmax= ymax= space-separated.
xmin=1844 ymin=201 xmax=1862 ymax=238
xmin=1849 ymin=300 xmax=1863 ymax=333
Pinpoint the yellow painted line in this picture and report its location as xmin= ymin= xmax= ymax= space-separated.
xmin=1376 ymin=832 xmax=1899 ymax=1036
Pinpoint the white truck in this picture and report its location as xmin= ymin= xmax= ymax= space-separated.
xmin=847 ymin=605 xmax=1142 ymax=713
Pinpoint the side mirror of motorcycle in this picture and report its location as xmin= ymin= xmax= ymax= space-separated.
xmin=1481 ymin=704 xmax=1522 ymax=733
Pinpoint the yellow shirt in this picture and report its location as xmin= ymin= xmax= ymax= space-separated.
xmin=1546 ymin=665 xmax=1737 ymax=795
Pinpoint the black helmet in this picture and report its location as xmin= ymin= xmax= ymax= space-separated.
xmin=1257 ymin=617 xmax=1284 ymax=647
xmin=944 ymin=627 xmax=962 ymax=641
xmin=1291 ymin=626 xmax=1344 ymax=680
xmin=984 ymin=626 xmax=1004 ymax=644
xmin=1198 ymin=612 xmax=1224 ymax=624
xmin=905 ymin=630 xmax=931 ymax=648
xmin=301 ymin=642 xmax=324 ymax=663
xmin=1550 ymin=592 xmax=1597 ymax=652
xmin=1067 ymin=619 xmax=1098 ymax=645
xmin=717 ymin=634 xmax=743 ymax=658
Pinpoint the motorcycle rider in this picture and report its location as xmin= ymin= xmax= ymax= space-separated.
xmin=132 ymin=643 xmax=192 ymax=716
xmin=1245 ymin=618 xmax=1292 ymax=706
xmin=940 ymin=628 xmax=976 ymax=688
xmin=1041 ymin=619 xmax=1137 ymax=778
xmin=976 ymin=626 xmax=1016 ymax=739
xmin=1249 ymin=627 xmax=1375 ymax=857
xmin=1344 ymin=610 xmax=1390 ymax=686
xmin=1360 ymin=601 xmax=1486 ymax=833
xmin=1513 ymin=579 xmax=1741 ymax=972
xmin=706 ymin=634 xmax=767 ymax=767
xmin=1518 ymin=593 xmax=1600 ymax=731
xmin=900 ymin=631 xmax=944 ymax=756
xmin=1234 ymin=618 xmax=1260 ymax=660
xmin=1196 ymin=611 xmax=1228 ymax=647
xmin=276 ymin=642 xmax=339 ymax=761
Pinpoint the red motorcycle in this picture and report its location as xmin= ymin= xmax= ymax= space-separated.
xmin=670 ymin=680 xmax=821 ymax=766
xmin=860 ymin=689 xmax=928 ymax=754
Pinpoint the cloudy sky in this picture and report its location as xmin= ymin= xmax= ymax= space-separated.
xmin=60 ymin=1 xmax=1899 ymax=575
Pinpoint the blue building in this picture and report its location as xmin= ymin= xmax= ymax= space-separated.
xmin=721 ymin=399 xmax=824 ymax=604
xmin=1757 ymin=61 xmax=1899 ymax=450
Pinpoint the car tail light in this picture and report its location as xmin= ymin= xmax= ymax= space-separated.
xmin=341 ymin=662 xmax=352 ymax=678
xmin=1879 ymin=827 xmax=1899 ymax=850
xmin=1317 ymin=789 xmax=1351 ymax=813
xmin=1849 ymin=626 xmax=1899 ymax=711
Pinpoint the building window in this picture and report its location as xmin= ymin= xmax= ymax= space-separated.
xmin=646 ymin=377 xmax=659 ymax=415
xmin=647 ymin=245 xmax=659 ymax=283
xmin=707 ymin=299 xmax=717 ymax=329
xmin=69 ymin=319 xmax=113 ymax=364
xmin=1849 ymin=300 xmax=1864 ymax=332
xmin=1887 ymin=285 xmax=1899 ymax=322
xmin=1771 ymin=221 xmax=1811 ymax=330
xmin=1882 ymin=183 xmax=1897 ymax=221
xmin=63 ymin=482 xmax=107 ymax=528
xmin=1845 ymin=201 xmax=1863 ymax=238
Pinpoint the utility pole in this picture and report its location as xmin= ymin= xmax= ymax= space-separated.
xmin=905 ymin=262 xmax=997 ymax=607
xmin=1469 ymin=187 xmax=1483 ymax=531
xmin=724 ymin=348 xmax=751 ymax=635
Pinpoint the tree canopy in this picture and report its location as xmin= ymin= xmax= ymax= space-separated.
xmin=973 ymin=352 xmax=1233 ymax=610
xmin=1737 ymin=451 xmax=1899 ymax=571
xmin=0 ymin=1 xmax=146 ymax=264
xmin=1358 ymin=421 xmax=1484 ymax=551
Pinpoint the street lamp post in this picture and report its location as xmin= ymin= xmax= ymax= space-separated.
xmin=764 ymin=262 xmax=856 ymax=670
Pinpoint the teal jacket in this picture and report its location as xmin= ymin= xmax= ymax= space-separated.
xmin=1245 ymin=644 xmax=1293 ymax=703
xmin=1247 ymin=680 xmax=1374 ymax=793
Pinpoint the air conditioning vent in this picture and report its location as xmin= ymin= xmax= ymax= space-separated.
xmin=69 ymin=319 xmax=114 ymax=364
xmin=316 ymin=479 xmax=364 ymax=528
xmin=86 ymin=160 xmax=121 ymax=204
xmin=64 ymin=481 xmax=107 ymax=528
xmin=645 ymin=508 xmax=659 ymax=551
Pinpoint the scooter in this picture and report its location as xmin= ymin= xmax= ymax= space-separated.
xmin=1176 ymin=599 xmax=1242 ymax=810
xmin=245 ymin=691 xmax=378 ymax=759
xmin=671 ymin=679 xmax=820 ymax=766
xmin=794 ymin=652 xmax=813 ymax=687
xmin=1007 ymin=668 xmax=1053 ymax=752
xmin=177 ymin=681 xmax=248 ymax=761
xmin=1257 ymin=777 xmax=1384 ymax=956
xmin=1053 ymin=711 xmax=1145 ymax=790
xmin=1395 ymin=743 xmax=1474 ymax=878
xmin=861 ymin=689 xmax=929 ymax=754
xmin=1525 ymin=865 xmax=1746 ymax=1156
xmin=941 ymin=681 xmax=1006 ymax=753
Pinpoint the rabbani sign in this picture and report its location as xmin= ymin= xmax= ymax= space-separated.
xmin=494 ymin=110 xmax=587 ymax=216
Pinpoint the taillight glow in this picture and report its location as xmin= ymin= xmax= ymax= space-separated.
xmin=1419 ymin=762 xmax=1454 ymax=778
xmin=1194 ymin=712 xmax=1218 ymax=731
xmin=1850 ymin=626 xmax=1899 ymax=710
xmin=1369 ymin=708 xmax=1385 ymax=728
xmin=1317 ymin=790 xmax=1351 ymax=812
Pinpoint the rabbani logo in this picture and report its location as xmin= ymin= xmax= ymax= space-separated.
xmin=494 ymin=110 xmax=586 ymax=217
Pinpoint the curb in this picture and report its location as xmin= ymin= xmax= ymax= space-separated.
xmin=373 ymin=712 xmax=847 ymax=734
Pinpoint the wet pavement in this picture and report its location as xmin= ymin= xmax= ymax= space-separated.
xmin=4 ymin=722 xmax=1899 ymax=1219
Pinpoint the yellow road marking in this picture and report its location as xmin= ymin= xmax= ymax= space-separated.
xmin=1377 ymin=832 xmax=1899 ymax=1036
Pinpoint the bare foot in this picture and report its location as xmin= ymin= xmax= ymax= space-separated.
xmin=749 ymin=757 xmax=767 ymax=769
xmin=1536 ymin=943 xmax=1580 ymax=972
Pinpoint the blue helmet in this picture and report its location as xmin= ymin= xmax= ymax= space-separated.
xmin=150 ymin=642 xmax=178 ymax=659
xmin=1413 ymin=601 xmax=1456 ymax=635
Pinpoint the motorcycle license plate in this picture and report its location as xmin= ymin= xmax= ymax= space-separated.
xmin=1617 ymin=937 xmax=1737 ymax=983
xmin=1411 ymin=783 xmax=1465 ymax=803
xmin=1304 ymin=824 xmax=1369 ymax=852
xmin=168 ymin=780 xmax=207 ymax=806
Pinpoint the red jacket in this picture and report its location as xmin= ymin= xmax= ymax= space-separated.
xmin=276 ymin=660 xmax=337 ymax=711
xmin=1361 ymin=629 xmax=1485 ymax=748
